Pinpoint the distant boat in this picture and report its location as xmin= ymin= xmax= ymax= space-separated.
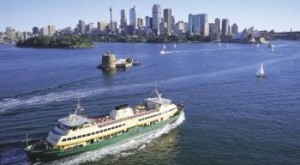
xmin=218 ymin=43 xmax=221 ymax=47
xmin=268 ymin=43 xmax=274 ymax=49
xmin=173 ymin=44 xmax=176 ymax=48
xmin=257 ymin=43 xmax=260 ymax=47
xmin=160 ymin=44 xmax=166 ymax=54
xmin=226 ymin=44 xmax=229 ymax=49
xmin=160 ymin=50 xmax=166 ymax=54
xmin=256 ymin=63 xmax=266 ymax=78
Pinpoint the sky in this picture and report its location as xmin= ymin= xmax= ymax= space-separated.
xmin=1 ymin=0 xmax=299 ymax=32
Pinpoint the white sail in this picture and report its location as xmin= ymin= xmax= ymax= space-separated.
xmin=174 ymin=44 xmax=176 ymax=48
xmin=257 ymin=63 xmax=265 ymax=77
xmin=163 ymin=44 xmax=166 ymax=49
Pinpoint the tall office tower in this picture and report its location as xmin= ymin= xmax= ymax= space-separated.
xmin=32 ymin=26 xmax=39 ymax=35
xmin=79 ymin=20 xmax=86 ymax=34
xmin=129 ymin=6 xmax=137 ymax=30
xmin=214 ymin=18 xmax=221 ymax=33
xmin=48 ymin=25 xmax=56 ymax=36
xmin=152 ymin=4 xmax=161 ymax=35
xmin=175 ymin=21 xmax=185 ymax=36
xmin=145 ymin=16 xmax=151 ymax=28
xmin=163 ymin=8 xmax=172 ymax=35
xmin=188 ymin=14 xmax=193 ymax=34
xmin=6 ymin=27 xmax=16 ymax=41
xmin=199 ymin=14 xmax=208 ymax=36
xmin=85 ymin=23 xmax=94 ymax=34
xmin=137 ymin=18 xmax=144 ymax=28
xmin=209 ymin=23 xmax=215 ymax=36
xmin=97 ymin=21 xmax=107 ymax=33
xmin=40 ymin=27 xmax=48 ymax=36
xmin=231 ymin=23 xmax=238 ymax=34
xmin=120 ymin=9 xmax=127 ymax=29
xmin=222 ymin=19 xmax=229 ymax=35
xmin=188 ymin=14 xmax=201 ymax=35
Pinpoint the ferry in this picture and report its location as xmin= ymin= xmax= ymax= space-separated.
xmin=24 ymin=89 xmax=184 ymax=162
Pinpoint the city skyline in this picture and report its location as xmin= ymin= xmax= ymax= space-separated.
xmin=1 ymin=0 xmax=299 ymax=32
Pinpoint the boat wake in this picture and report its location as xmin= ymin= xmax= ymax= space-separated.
xmin=46 ymin=112 xmax=185 ymax=165
xmin=0 ymin=82 xmax=153 ymax=114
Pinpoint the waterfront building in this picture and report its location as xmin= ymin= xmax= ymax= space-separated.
xmin=231 ymin=23 xmax=239 ymax=35
xmin=152 ymin=4 xmax=161 ymax=35
xmin=199 ymin=14 xmax=208 ymax=36
xmin=174 ymin=21 xmax=186 ymax=36
xmin=120 ymin=9 xmax=127 ymax=30
xmin=97 ymin=21 xmax=107 ymax=34
xmin=214 ymin=18 xmax=221 ymax=33
xmin=23 ymin=31 xmax=29 ymax=40
xmin=163 ymin=8 xmax=172 ymax=35
xmin=79 ymin=20 xmax=86 ymax=34
xmin=209 ymin=23 xmax=215 ymax=37
xmin=40 ymin=27 xmax=48 ymax=36
xmin=32 ymin=26 xmax=39 ymax=35
xmin=159 ymin=22 xmax=167 ymax=36
xmin=188 ymin=14 xmax=201 ymax=35
xmin=145 ymin=16 xmax=151 ymax=28
xmin=48 ymin=25 xmax=56 ymax=36
xmin=6 ymin=26 xmax=16 ymax=41
xmin=222 ymin=19 xmax=229 ymax=35
xmin=85 ymin=23 xmax=94 ymax=34
xmin=129 ymin=6 xmax=137 ymax=30
xmin=137 ymin=17 xmax=144 ymax=28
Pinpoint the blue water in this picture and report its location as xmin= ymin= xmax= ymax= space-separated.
xmin=0 ymin=41 xmax=299 ymax=164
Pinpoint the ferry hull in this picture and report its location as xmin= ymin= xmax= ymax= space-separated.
xmin=25 ymin=110 xmax=183 ymax=162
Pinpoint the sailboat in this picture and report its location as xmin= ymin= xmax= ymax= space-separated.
xmin=160 ymin=44 xmax=166 ymax=54
xmin=173 ymin=43 xmax=176 ymax=48
xmin=256 ymin=43 xmax=260 ymax=47
xmin=256 ymin=63 xmax=266 ymax=78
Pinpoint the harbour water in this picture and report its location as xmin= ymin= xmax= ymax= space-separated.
xmin=0 ymin=41 xmax=299 ymax=164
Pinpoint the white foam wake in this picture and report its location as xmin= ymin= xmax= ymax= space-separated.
xmin=47 ymin=112 xmax=185 ymax=165
xmin=0 ymin=82 xmax=153 ymax=113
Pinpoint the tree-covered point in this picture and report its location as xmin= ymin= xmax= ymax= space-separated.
xmin=91 ymin=34 xmax=212 ymax=43
xmin=17 ymin=36 xmax=95 ymax=48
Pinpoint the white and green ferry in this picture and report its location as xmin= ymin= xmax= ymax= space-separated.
xmin=25 ymin=89 xmax=184 ymax=162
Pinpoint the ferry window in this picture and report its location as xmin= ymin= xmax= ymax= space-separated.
xmin=67 ymin=137 xmax=71 ymax=141
xmin=82 ymin=134 xmax=86 ymax=137
xmin=92 ymin=132 xmax=95 ymax=135
xmin=108 ymin=128 xmax=111 ymax=131
xmin=72 ymin=137 xmax=76 ymax=140
xmin=87 ymin=133 xmax=90 ymax=136
xmin=96 ymin=131 xmax=100 ymax=134
xmin=100 ymin=130 xmax=103 ymax=133
xmin=77 ymin=135 xmax=82 ymax=138
xmin=62 ymin=139 xmax=66 ymax=142
xmin=104 ymin=129 xmax=107 ymax=132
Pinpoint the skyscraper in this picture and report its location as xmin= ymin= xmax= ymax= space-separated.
xmin=222 ymin=19 xmax=229 ymax=35
xmin=231 ymin=23 xmax=238 ymax=34
xmin=79 ymin=20 xmax=86 ymax=34
xmin=163 ymin=8 xmax=172 ymax=35
xmin=120 ymin=9 xmax=127 ymax=29
xmin=48 ymin=25 xmax=56 ymax=36
xmin=129 ymin=6 xmax=137 ymax=30
xmin=214 ymin=18 xmax=221 ymax=33
xmin=152 ymin=4 xmax=161 ymax=35
xmin=6 ymin=27 xmax=16 ymax=41
xmin=32 ymin=26 xmax=39 ymax=35
xmin=97 ymin=21 xmax=107 ymax=34
xmin=188 ymin=14 xmax=200 ymax=35
xmin=199 ymin=14 xmax=208 ymax=36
